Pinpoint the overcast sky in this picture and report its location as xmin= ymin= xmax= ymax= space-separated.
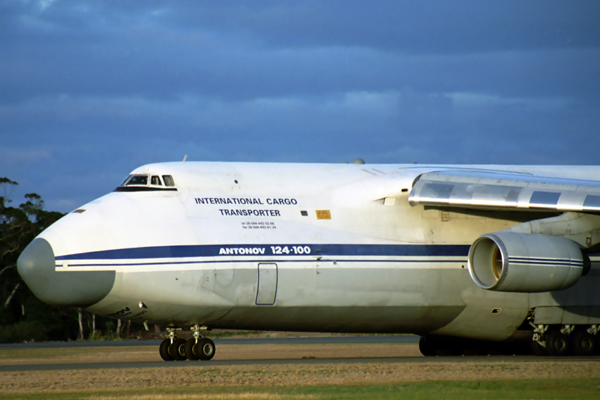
xmin=2 ymin=0 xmax=600 ymax=213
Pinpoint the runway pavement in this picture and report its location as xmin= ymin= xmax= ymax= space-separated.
xmin=0 ymin=335 xmax=422 ymax=372
xmin=2 ymin=335 xmax=598 ymax=373
xmin=0 ymin=334 xmax=420 ymax=350
xmin=3 ymin=355 xmax=584 ymax=373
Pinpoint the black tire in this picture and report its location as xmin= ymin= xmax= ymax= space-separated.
xmin=572 ymin=331 xmax=598 ymax=356
xmin=196 ymin=338 xmax=216 ymax=360
xmin=530 ymin=340 xmax=548 ymax=356
xmin=461 ymin=340 xmax=487 ymax=356
xmin=505 ymin=340 xmax=534 ymax=356
xmin=159 ymin=339 xmax=174 ymax=361
xmin=546 ymin=330 xmax=570 ymax=356
xmin=185 ymin=338 xmax=200 ymax=360
xmin=418 ymin=336 xmax=436 ymax=357
xmin=438 ymin=339 xmax=462 ymax=356
xmin=169 ymin=338 xmax=188 ymax=361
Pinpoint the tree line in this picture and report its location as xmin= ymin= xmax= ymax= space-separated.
xmin=0 ymin=177 xmax=148 ymax=342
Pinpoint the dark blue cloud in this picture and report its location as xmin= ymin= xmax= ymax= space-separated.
xmin=2 ymin=1 xmax=599 ymax=102
xmin=131 ymin=1 xmax=600 ymax=53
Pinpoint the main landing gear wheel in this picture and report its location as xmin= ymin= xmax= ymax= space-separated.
xmin=196 ymin=338 xmax=216 ymax=360
xmin=546 ymin=330 xmax=570 ymax=356
xmin=573 ymin=331 xmax=598 ymax=356
xmin=417 ymin=336 xmax=462 ymax=356
xmin=418 ymin=336 xmax=436 ymax=356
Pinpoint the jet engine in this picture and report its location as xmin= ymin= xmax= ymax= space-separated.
xmin=468 ymin=232 xmax=585 ymax=292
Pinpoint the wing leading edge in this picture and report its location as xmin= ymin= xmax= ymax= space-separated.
xmin=408 ymin=170 xmax=600 ymax=213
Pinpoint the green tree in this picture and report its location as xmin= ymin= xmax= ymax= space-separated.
xmin=0 ymin=177 xmax=75 ymax=342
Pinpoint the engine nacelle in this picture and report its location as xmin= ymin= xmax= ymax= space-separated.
xmin=468 ymin=232 xmax=584 ymax=292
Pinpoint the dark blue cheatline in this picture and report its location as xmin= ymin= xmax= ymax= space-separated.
xmin=55 ymin=243 xmax=471 ymax=261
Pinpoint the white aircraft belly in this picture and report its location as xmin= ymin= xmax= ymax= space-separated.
xmin=86 ymin=261 xmax=470 ymax=332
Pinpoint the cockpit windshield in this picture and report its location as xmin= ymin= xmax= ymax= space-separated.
xmin=122 ymin=175 xmax=148 ymax=186
xmin=116 ymin=174 xmax=177 ymax=192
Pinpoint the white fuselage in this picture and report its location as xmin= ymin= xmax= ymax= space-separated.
xmin=20 ymin=162 xmax=600 ymax=342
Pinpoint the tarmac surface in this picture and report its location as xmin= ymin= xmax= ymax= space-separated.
xmin=0 ymin=334 xmax=420 ymax=349
xmin=2 ymin=335 xmax=599 ymax=373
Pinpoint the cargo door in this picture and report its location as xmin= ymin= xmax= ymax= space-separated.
xmin=256 ymin=263 xmax=278 ymax=305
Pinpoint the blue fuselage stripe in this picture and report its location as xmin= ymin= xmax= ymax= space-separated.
xmin=57 ymin=258 xmax=467 ymax=268
xmin=55 ymin=244 xmax=471 ymax=261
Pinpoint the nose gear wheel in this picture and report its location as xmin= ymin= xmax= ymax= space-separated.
xmin=159 ymin=326 xmax=216 ymax=361
xmin=196 ymin=338 xmax=216 ymax=360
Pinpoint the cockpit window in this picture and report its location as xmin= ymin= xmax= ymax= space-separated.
xmin=123 ymin=175 xmax=148 ymax=186
xmin=163 ymin=175 xmax=175 ymax=187
xmin=151 ymin=175 xmax=163 ymax=186
xmin=116 ymin=173 xmax=177 ymax=192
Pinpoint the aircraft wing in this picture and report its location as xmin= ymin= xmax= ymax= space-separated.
xmin=408 ymin=170 xmax=600 ymax=213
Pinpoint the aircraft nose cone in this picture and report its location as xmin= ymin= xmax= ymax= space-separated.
xmin=17 ymin=238 xmax=115 ymax=307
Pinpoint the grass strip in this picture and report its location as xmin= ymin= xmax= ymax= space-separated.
xmin=2 ymin=378 xmax=599 ymax=400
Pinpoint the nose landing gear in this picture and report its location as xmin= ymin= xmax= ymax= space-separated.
xmin=159 ymin=326 xmax=216 ymax=361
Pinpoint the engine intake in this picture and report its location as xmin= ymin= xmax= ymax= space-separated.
xmin=468 ymin=232 xmax=584 ymax=292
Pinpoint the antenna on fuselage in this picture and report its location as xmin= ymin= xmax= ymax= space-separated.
xmin=182 ymin=155 xmax=188 ymax=162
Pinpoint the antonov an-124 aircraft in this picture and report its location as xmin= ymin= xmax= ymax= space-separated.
xmin=17 ymin=161 xmax=600 ymax=360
